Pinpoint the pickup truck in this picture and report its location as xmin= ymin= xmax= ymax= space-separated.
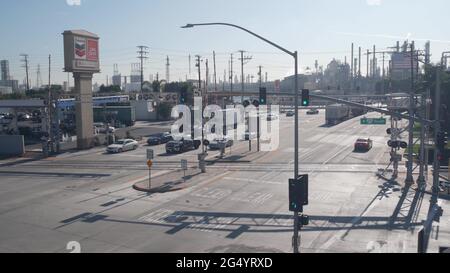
xmin=165 ymin=138 xmax=200 ymax=154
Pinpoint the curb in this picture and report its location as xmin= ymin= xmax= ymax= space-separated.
xmin=132 ymin=182 xmax=186 ymax=193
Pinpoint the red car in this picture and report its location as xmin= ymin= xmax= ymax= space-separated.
xmin=354 ymin=138 xmax=373 ymax=151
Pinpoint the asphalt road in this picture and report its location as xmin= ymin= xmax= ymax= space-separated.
xmin=0 ymin=110 xmax=449 ymax=253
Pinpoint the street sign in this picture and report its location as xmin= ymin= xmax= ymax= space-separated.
xmin=181 ymin=159 xmax=188 ymax=171
xmin=147 ymin=149 xmax=154 ymax=160
xmin=361 ymin=117 xmax=387 ymax=125
xmin=147 ymin=160 xmax=153 ymax=168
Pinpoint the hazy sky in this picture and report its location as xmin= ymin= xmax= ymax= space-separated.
xmin=1 ymin=0 xmax=449 ymax=86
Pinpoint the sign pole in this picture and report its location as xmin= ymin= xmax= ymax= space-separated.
xmin=149 ymin=166 xmax=152 ymax=189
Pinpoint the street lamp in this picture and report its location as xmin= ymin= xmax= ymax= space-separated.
xmin=181 ymin=22 xmax=302 ymax=253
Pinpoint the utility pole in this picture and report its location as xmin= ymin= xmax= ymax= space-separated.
xmin=48 ymin=54 xmax=54 ymax=154
xmin=238 ymin=50 xmax=252 ymax=103
xmin=20 ymin=54 xmax=30 ymax=91
xmin=213 ymin=51 xmax=217 ymax=92
xmin=230 ymin=54 xmax=234 ymax=94
xmin=358 ymin=47 xmax=362 ymax=78
xmin=166 ymin=56 xmax=170 ymax=83
xmin=223 ymin=69 xmax=226 ymax=92
xmin=373 ymin=45 xmax=376 ymax=79
xmin=257 ymin=65 xmax=263 ymax=152
xmin=405 ymin=42 xmax=415 ymax=185
xmin=205 ymin=59 xmax=209 ymax=106
xmin=350 ymin=43 xmax=354 ymax=86
xmin=36 ymin=64 xmax=42 ymax=89
xmin=137 ymin=46 xmax=149 ymax=94
xmin=367 ymin=50 xmax=370 ymax=78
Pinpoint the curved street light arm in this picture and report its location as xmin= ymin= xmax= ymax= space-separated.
xmin=182 ymin=23 xmax=295 ymax=57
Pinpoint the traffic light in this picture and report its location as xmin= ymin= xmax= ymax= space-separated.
xmin=301 ymin=89 xmax=310 ymax=107
xmin=289 ymin=175 xmax=308 ymax=212
xmin=259 ymin=87 xmax=267 ymax=105
xmin=180 ymin=88 xmax=187 ymax=104
xmin=437 ymin=131 xmax=447 ymax=150
xmin=434 ymin=206 xmax=443 ymax=223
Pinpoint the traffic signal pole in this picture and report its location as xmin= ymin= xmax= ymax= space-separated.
xmin=181 ymin=23 xmax=304 ymax=254
xmin=293 ymin=51 xmax=300 ymax=254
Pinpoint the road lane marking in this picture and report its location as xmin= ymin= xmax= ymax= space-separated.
xmin=223 ymin=176 xmax=283 ymax=185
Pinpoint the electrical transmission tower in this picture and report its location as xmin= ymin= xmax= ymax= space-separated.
xmin=36 ymin=64 xmax=42 ymax=89
xmin=136 ymin=46 xmax=149 ymax=93
xmin=20 ymin=54 xmax=30 ymax=90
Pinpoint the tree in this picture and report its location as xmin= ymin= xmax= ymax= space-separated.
xmin=99 ymin=85 xmax=121 ymax=93
xmin=152 ymin=80 xmax=161 ymax=93
xmin=157 ymin=102 xmax=172 ymax=121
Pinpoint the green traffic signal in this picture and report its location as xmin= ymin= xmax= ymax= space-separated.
xmin=301 ymin=89 xmax=310 ymax=107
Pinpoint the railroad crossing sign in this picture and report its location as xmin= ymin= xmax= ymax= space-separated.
xmin=361 ymin=117 xmax=387 ymax=125
xmin=147 ymin=160 xmax=153 ymax=168
xmin=147 ymin=149 xmax=154 ymax=160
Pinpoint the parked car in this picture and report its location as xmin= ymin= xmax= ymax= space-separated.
xmin=165 ymin=138 xmax=200 ymax=154
xmin=286 ymin=111 xmax=295 ymax=117
xmin=147 ymin=132 xmax=173 ymax=145
xmin=208 ymin=137 xmax=234 ymax=150
xmin=106 ymin=139 xmax=138 ymax=153
xmin=99 ymin=125 xmax=116 ymax=134
xmin=17 ymin=113 xmax=32 ymax=122
xmin=307 ymin=109 xmax=319 ymax=115
xmin=354 ymin=138 xmax=373 ymax=152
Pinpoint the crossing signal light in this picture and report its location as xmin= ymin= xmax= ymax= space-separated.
xmin=243 ymin=100 xmax=250 ymax=108
xmin=388 ymin=140 xmax=407 ymax=149
xmin=259 ymin=87 xmax=267 ymax=105
xmin=301 ymin=89 xmax=310 ymax=107
xmin=289 ymin=175 xmax=309 ymax=212
xmin=252 ymin=100 xmax=260 ymax=107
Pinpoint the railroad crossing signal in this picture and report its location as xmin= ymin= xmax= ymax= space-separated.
xmin=301 ymin=89 xmax=310 ymax=107
xmin=388 ymin=140 xmax=408 ymax=149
